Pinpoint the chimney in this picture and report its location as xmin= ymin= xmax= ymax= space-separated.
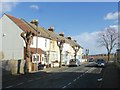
xmin=30 ymin=19 xmax=39 ymax=26
xmin=48 ymin=26 xmax=54 ymax=32
xmin=59 ymin=32 xmax=64 ymax=37
xmin=74 ymin=40 xmax=77 ymax=42
xmin=67 ymin=36 xmax=72 ymax=40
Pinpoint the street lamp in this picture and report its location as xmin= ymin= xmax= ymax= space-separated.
xmin=31 ymin=19 xmax=39 ymax=71
xmin=85 ymin=49 xmax=89 ymax=61
xmin=57 ymin=38 xmax=65 ymax=68
xmin=31 ymin=19 xmax=39 ymax=54
xmin=72 ymin=45 xmax=80 ymax=61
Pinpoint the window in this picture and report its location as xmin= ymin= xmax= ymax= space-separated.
xmin=31 ymin=39 xmax=34 ymax=45
xmin=45 ymin=39 xmax=47 ymax=47
xmin=53 ymin=42 xmax=55 ymax=49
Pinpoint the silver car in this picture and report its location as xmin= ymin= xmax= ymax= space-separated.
xmin=96 ymin=59 xmax=106 ymax=67
xmin=69 ymin=59 xmax=80 ymax=67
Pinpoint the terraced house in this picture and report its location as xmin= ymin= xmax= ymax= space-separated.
xmin=0 ymin=14 xmax=83 ymax=74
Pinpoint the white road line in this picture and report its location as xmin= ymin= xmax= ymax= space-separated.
xmin=16 ymin=82 xmax=24 ymax=86
xmin=28 ymin=80 xmax=33 ymax=82
xmin=62 ymin=86 xmax=67 ymax=89
xmin=5 ymin=85 xmax=13 ymax=88
xmin=73 ymin=79 xmax=76 ymax=82
xmin=80 ymin=74 xmax=83 ymax=77
xmin=77 ymin=77 xmax=80 ymax=79
xmin=68 ymin=82 xmax=71 ymax=85
xmin=85 ymin=70 xmax=89 ymax=73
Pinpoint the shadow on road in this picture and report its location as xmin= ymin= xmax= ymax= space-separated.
xmin=2 ymin=62 xmax=120 ymax=88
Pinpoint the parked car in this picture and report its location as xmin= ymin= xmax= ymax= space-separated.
xmin=96 ymin=59 xmax=106 ymax=67
xmin=88 ymin=58 xmax=94 ymax=62
xmin=69 ymin=59 xmax=80 ymax=67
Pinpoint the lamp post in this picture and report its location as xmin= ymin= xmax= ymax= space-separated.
xmin=85 ymin=49 xmax=89 ymax=62
xmin=57 ymin=39 xmax=65 ymax=68
xmin=31 ymin=19 xmax=39 ymax=71
xmin=72 ymin=45 xmax=80 ymax=61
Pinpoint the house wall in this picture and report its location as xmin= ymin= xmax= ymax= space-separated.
xmin=77 ymin=48 xmax=83 ymax=60
xmin=0 ymin=17 xmax=2 ymax=59
xmin=1 ymin=15 xmax=24 ymax=60
xmin=49 ymin=40 xmax=59 ymax=67
xmin=31 ymin=36 xmax=50 ymax=51
xmin=30 ymin=36 xmax=50 ymax=65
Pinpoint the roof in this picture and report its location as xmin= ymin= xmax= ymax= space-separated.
xmin=5 ymin=14 xmax=36 ymax=34
xmin=28 ymin=22 xmax=51 ymax=39
xmin=30 ymin=48 xmax=45 ymax=54
xmin=24 ymin=47 xmax=45 ymax=55
xmin=5 ymin=14 xmax=83 ymax=49
xmin=5 ymin=14 xmax=51 ymax=39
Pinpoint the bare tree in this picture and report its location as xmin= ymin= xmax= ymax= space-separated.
xmin=21 ymin=31 xmax=34 ymax=73
xmin=97 ymin=27 xmax=118 ymax=61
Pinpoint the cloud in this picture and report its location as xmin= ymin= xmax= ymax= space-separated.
xmin=0 ymin=2 xmax=19 ymax=14
xmin=72 ymin=25 xmax=118 ymax=55
xmin=104 ymin=12 xmax=120 ymax=20
xmin=30 ymin=5 xmax=39 ymax=10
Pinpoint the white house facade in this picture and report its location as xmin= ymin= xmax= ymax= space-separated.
xmin=0 ymin=14 xmax=24 ymax=60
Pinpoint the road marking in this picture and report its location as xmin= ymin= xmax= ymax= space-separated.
xmin=77 ymin=77 xmax=80 ymax=79
xmin=85 ymin=70 xmax=89 ymax=73
xmin=16 ymin=82 xmax=24 ymax=86
xmin=68 ymin=82 xmax=71 ymax=85
xmin=80 ymin=74 xmax=83 ymax=77
xmin=73 ymin=79 xmax=76 ymax=82
xmin=5 ymin=85 xmax=13 ymax=88
xmin=28 ymin=80 xmax=33 ymax=82
xmin=62 ymin=86 xmax=67 ymax=88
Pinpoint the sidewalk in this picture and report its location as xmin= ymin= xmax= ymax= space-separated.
xmin=40 ymin=61 xmax=88 ymax=72
xmin=2 ymin=62 xmax=88 ymax=83
xmin=100 ymin=62 xmax=120 ymax=88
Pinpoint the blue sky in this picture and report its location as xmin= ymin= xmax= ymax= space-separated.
xmin=2 ymin=2 xmax=117 ymax=35
xmin=0 ymin=2 xmax=118 ymax=54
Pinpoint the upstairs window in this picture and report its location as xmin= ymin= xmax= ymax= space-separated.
xmin=45 ymin=39 xmax=47 ymax=47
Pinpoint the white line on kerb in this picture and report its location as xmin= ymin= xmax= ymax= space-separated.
xmin=5 ymin=85 xmax=13 ymax=88
xmin=16 ymin=82 xmax=24 ymax=86
xmin=68 ymin=82 xmax=71 ymax=85
xmin=28 ymin=80 xmax=33 ymax=82
xmin=73 ymin=79 xmax=76 ymax=82
xmin=62 ymin=86 xmax=67 ymax=88
xmin=77 ymin=77 xmax=80 ymax=79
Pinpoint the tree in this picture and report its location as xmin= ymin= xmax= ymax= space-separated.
xmin=57 ymin=39 xmax=65 ymax=68
xmin=97 ymin=27 xmax=118 ymax=61
xmin=21 ymin=31 xmax=34 ymax=73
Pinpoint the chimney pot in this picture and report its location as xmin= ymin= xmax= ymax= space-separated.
xmin=48 ymin=26 xmax=54 ymax=32
xmin=67 ymin=37 xmax=71 ymax=40
xmin=59 ymin=32 xmax=64 ymax=37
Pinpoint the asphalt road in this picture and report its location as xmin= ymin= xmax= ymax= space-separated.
xmin=3 ymin=62 xmax=104 ymax=88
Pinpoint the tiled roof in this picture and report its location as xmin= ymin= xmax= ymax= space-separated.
xmin=30 ymin=47 xmax=45 ymax=54
xmin=5 ymin=14 xmax=36 ymax=34
xmin=5 ymin=14 xmax=82 ymax=48
xmin=28 ymin=23 xmax=51 ymax=39
xmin=24 ymin=47 xmax=45 ymax=59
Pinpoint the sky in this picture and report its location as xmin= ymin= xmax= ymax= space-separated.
xmin=0 ymin=1 xmax=119 ymax=55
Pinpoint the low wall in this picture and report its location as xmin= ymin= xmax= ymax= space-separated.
xmin=1 ymin=59 xmax=26 ymax=75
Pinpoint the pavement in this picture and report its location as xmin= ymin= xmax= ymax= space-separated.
xmin=2 ymin=62 xmax=88 ymax=83
xmin=99 ymin=61 xmax=120 ymax=88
